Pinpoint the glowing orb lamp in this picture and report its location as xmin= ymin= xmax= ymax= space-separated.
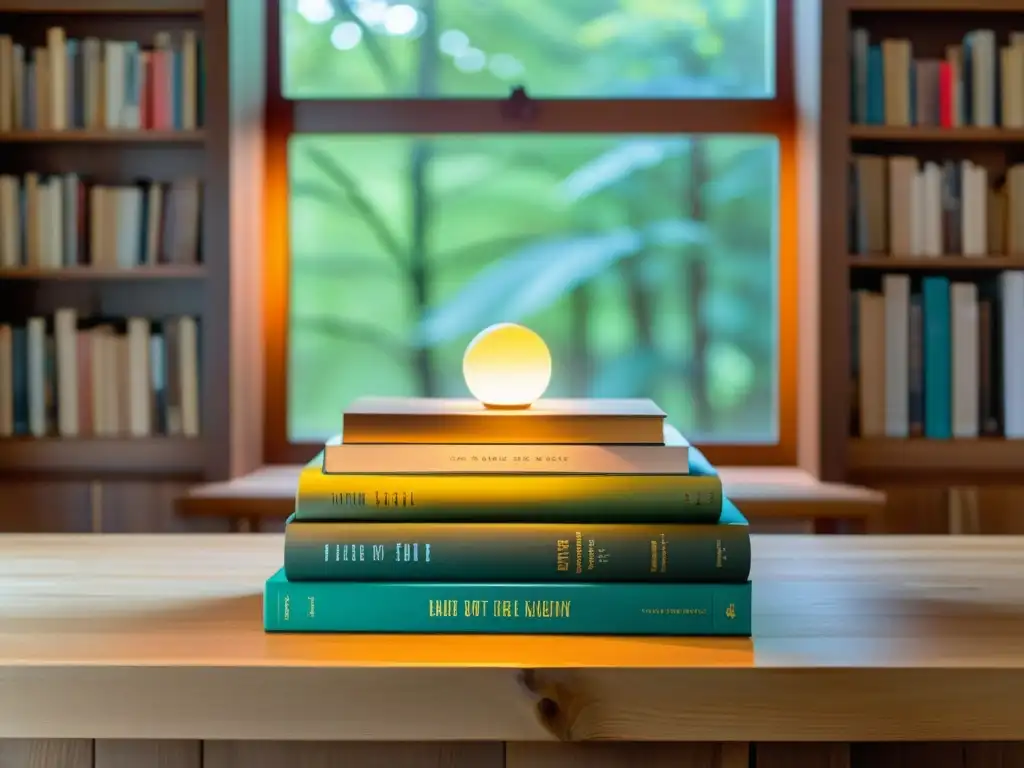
xmin=462 ymin=323 xmax=552 ymax=409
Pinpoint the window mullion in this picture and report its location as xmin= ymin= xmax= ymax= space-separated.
xmin=290 ymin=99 xmax=792 ymax=135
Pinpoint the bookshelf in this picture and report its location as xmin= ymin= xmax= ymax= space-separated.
xmin=823 ymin=0 xmax=1024 ymax=487
xmin=0 ymin=0 xmax=265 ymax=504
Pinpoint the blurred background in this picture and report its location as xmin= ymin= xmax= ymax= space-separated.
xmin=282 ymin=0 xmax=778 ymax=445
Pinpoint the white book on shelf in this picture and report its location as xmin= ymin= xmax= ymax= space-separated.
xmin=1002 ymin=272 xmax=1024 ymax=438
xmin=24 ymin=173 xmax=39 ymax=267
xmin=54 ymin=307 xmax=78 ymax=437
xmin=961 ymin=161 xmax=988 ymax=257
xmin=967 ymin=30 xmax=997 ymax=127
xmin=26 ymin=317 xmax=46 ymax=438
xmin=44 ymin=179 xmax=63 ymax=268
xmin=127 ymin=317 xmax=151 ymax=437
xmin=921 ymin=162 xmax=943 ymax=257
xmin=103 ymin=41 xmax=123 ymax=131
xmin=0 ymin=35 xmax=12 ymax=132
xmin=179 ymin=316 xmax=200 ymax=437
xmin=951 ymin=282 xmax=979 ymax=438
xmin=883 ymin=275 xmax=910 ymax=437
xmin=46 ymin=27 xmax=67 ymax=132
xmin=0 ymin=325 xmax=12 ymax=437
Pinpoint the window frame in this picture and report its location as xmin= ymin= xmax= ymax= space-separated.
xmin=263 ymin=0 xmax=798 ymax=466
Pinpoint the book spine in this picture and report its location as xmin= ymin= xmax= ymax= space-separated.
xmin=294 ymin=470 xmax=723 ymax=524
xmin=922 ymin=276 xmax=952 ymax=439
xmin=263 ymin=580 xmax=752 ymax=636
xmin=323 ymin=443 xmax=690 ymax=475
xmin=284 ymin=521 xmax=750 ymax=583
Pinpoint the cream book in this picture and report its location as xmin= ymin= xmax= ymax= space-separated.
xmin=323 ymin=423 xmax=690 ymax=475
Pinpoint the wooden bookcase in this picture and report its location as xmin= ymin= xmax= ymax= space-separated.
xmin=0 ymin=0 xmax=264 ymax=532
xmin=808 ymin=0 xmax=1024 ymax=494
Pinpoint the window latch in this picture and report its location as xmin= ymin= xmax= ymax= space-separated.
xmin=500 ymin=85 xmax=538 ymax=122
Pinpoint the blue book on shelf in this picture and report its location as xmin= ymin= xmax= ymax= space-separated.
xmin=922 ymin=277 xmax=952 ymax=439
xmin=866 ymin=45 xmax=884 ymax=124
xmin=263 ymin=573 xmax=753 ymax=636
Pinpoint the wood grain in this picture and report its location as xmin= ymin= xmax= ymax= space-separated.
xmin=505 ymin=743 xmax=740 ymax=768
xmin=0 ymin=740 xmax=91 ymax=768
xmin=1 ymin=536 xmax=1024 ymax=741
xmin=94 ymin=740 xmax=200 ymax=768
xmin=202 ymin=742 xmax=503 ymax=768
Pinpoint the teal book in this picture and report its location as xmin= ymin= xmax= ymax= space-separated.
xmin=922 ymin=277 xmax=952 ymax=438
xmin=283 ymin=496 xmax=749 ymax=583
xmin=263 ymin=574 xmax=752 ymax=636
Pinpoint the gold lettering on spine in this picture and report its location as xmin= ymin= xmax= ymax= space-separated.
xmin=650 ymin=540 xmax=657 ymax=572
xmin=556 ymin=539 xmax=570 ymax=571
xmin=428 ymin=599 xmax=570 ymax=619
xmin=660 ymin=533 xmax=667 ymax=573
xmin=575 ymin=531 xmax=583 ymax=574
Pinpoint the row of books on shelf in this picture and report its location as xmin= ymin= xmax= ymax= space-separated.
xmin=0 ymin=175 xmax=201 ymax=269
xmin=0 ymin=28 xmax=203 ymax=133
xmin=853 ymin=272 xmax=1024 ymax=440
xmin=848 ymin=155 xmax=1024 ymax=257
xmin=0 ymin=310 xmax=200 ymax=439
xmin=850 ymin=29 xmax=1024 ymax=127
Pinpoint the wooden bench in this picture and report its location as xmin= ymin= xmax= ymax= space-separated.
xmin=177 ymin=465 xmax=886 ymax=533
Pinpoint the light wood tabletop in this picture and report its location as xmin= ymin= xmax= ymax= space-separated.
xmin=0 ymin=534 xmax=1021 ymax=743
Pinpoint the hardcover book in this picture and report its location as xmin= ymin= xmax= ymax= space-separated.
xmin=263 ymin=573 xmax=752 ymax=636
xmin=283 ymin=497 xmax=749 ymax=582
xmin=341 ymin=396 xmax=666 ymax=445
xmin=295 ymin=433 xmax=721 ymax=523
xmin=322 ymin=423 xmax=691 ymax=475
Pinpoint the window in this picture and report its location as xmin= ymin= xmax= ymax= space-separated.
xmin=265 ymin=0 xmax=796 ymax=465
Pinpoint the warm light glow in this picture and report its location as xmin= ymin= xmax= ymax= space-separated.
xmin=462 ymin=323 xmax=552 ymax=409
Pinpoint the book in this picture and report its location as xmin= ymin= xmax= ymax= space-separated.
xmin=849 ymin=28 xmax=1024 ymax=128
xmin=295 ymin=445 xmax=722 ymax=524
xmin=322 ymin=422 xmax=690 ymax=475
xmin=263 ymin=572 xmax=752 ymax=636
xmin=0 ymin=312 xmax=200 ymax=437
xmin=341 ymin=396 xmax=666 ymax=445
xmin=284 ymin=497 xmax=749 ymax=583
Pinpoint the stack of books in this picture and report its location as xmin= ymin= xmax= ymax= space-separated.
xmin=264 ymin=397 xmax=752 ymax=636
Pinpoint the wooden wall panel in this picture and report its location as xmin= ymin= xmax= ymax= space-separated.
xmin=202 ymin=741 xmax=504 ymax=768
xmin=756 ymin=744 xmax=850 ymax=768
xmin=506 ymin=743 xmax=748 ymax=768
xmin=0 ymin=482 xmax=91 ymax=533
xmin=965 ymin=743 xmax=1024 ymax=767
xmin=98 ymin=483 xmax=232 ymax=533
xmin=873 ymin=486 xmax=951 ymax=533
xmin=95 ymin=740 xmax=201 ymax=768
xmin=852 ymin=743 xmax=965 ymax=768
xmin=0 ymin=739 xmax=92 ymax=768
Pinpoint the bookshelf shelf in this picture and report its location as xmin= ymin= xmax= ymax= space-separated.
xmin=848 ymin=438 xmax=1024 ymax=481
xmin=849 ymin=126 xmax=1024 ymax=142
xmin=0 ymin=266 xmax=205 ymax=280
xmin=850 ymin=256 xmax=1024 ymax=269
xmin=0 ymin=0 xmax=201 ymax=12
xmin=0 ymin=437 xmax=204 ymax=476
xmin=0 ymin=130 xmax=205 ymax=143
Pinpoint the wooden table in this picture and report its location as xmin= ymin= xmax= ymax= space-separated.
xmin=0 ymin=535 xmax=1021 ymax=768
xmin=177 ymin=465 xmax=887 ymax=533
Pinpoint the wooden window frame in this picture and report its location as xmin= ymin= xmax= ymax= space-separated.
xmin=263 ymin=0 xmax=798 ymax=466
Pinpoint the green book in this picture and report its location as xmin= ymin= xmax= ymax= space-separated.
xmin=263 ymin=573 xmax=752 ymax=636
xmin=283 ymin=497 xmax=749 ymax=583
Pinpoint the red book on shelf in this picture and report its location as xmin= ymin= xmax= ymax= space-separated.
xmin=152 ymin=51 xmax=171 ymax=130
xmin=939 ymin=61 xmax=953 ymax=127
xmin=141 ymin=51 xmax=153 ymax=130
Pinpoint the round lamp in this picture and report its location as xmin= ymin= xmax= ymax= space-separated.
xmin=462 ymin=323 xmax=552 ymax=409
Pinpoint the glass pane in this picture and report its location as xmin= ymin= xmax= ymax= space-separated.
xmin=287 ymin=134 xmax=778 ymax=444
xmin=284 ymin=0 xmax=774 ymax=99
